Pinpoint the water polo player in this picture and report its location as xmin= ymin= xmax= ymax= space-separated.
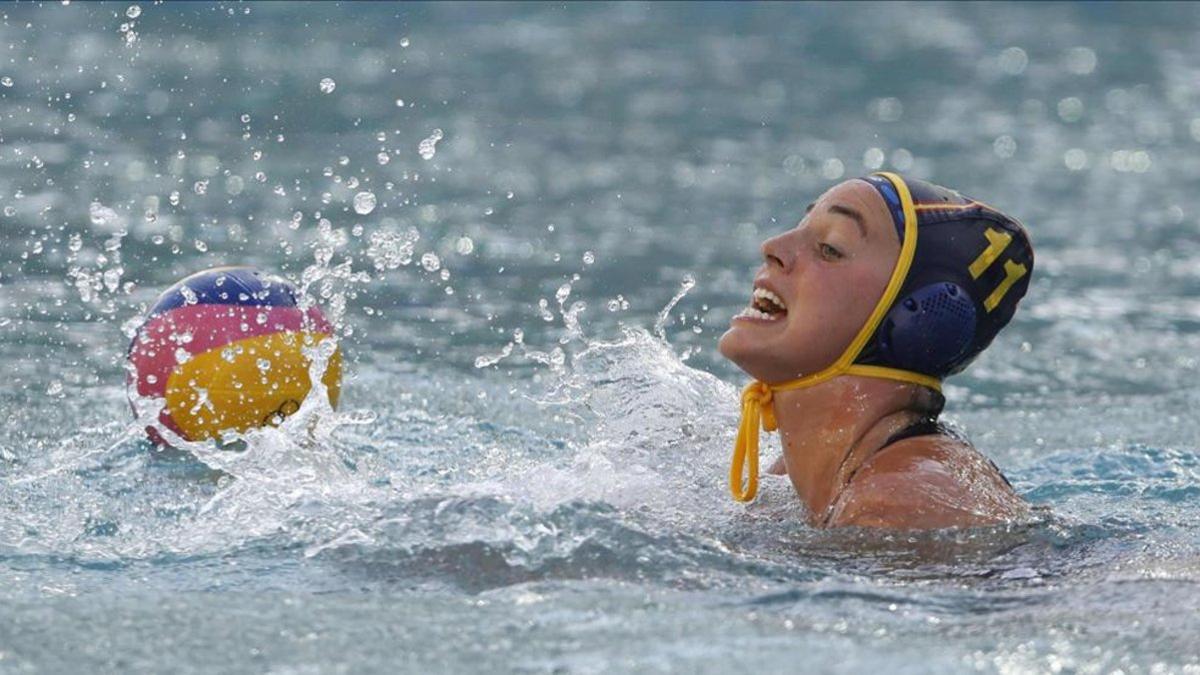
xmin=719 ymin=172 xmax=1033 ymax=529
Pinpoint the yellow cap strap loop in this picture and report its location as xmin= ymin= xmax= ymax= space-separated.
xmin=730 ymin=382 xmax=773 ymax=502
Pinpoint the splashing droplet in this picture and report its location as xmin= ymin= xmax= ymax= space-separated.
xmin=88 ymin=202 xmax=122 ymax=229
xmin=418 ymin=129 xmax=443 ymax=160
xmin=353 ymin=191 xmax=377 ymax=215
xmin=655 ymin=274 xmax=697 ymax=339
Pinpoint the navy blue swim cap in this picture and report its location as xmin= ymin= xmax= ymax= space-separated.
xmin=854 ymin=173 xmax=1034 ymax=379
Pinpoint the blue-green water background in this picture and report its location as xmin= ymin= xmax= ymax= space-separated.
xmin=3 ymin=2 xmax=1200 ymax=673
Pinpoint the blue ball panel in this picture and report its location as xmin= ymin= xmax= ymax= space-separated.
xmin=147 ymin=267 xmax=299 ymax=318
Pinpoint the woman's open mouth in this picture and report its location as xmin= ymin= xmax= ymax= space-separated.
xmin=735 ymin=286 xmax=788 ymax=322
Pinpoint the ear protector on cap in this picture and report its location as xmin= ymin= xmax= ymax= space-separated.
xmin=875 ymin=282 xmax=977 ymax=376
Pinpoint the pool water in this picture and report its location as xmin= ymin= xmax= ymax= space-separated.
xmin=2 ymin=2 xmax=1200 ymax=672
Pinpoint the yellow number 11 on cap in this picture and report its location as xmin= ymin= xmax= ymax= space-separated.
xmin=968 ymin=227 xmax=1027 ymax=312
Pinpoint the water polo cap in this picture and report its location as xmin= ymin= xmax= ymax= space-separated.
xmin=730 ymin=171 xmax=1034 ymax=501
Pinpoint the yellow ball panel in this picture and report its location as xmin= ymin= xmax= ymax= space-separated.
xmin=164 ymin=331 xmax=343 ymax=441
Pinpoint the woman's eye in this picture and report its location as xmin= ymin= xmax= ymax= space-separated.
xmin=819 ymin=243 xmax=844 ymax=260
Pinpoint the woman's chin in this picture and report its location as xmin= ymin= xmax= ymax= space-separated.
xmin=718 ymin=327 xmax=775 ymax=378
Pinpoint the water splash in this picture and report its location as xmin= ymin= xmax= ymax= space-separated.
xmin=654 ymin=274 xmax=696 ymax=339
xmin=418 ymin=129 xmax=443 ymax=160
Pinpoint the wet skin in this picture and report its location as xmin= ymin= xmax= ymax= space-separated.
xmin=719 ymin=179 xmax=1027 ymax=529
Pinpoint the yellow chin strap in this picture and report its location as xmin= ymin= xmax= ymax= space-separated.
xmin=729 ymin=172 xmax=943 ymax=503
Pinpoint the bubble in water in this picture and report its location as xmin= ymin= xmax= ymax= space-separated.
xmin=820 ymin=158 xmax=844 ymax=180
xmin=46 ymin=381 xmax=63 ymax=396
xmin=319 ymin=78 xmax=336 ymax=94
xmin=993 ymin=135 xmax=1017 ymax=158
xmin=420 ymin=252 xmax=441 ymax=272
xmin=256 ymin=358 xmax=271 ymax=373
xmin=0 ymin=77 xmax=13 ymax=88
xmin=377 ymin=152 xmax=390 ymax=165
xmin=1064 ymin=46 xmax=1097 ymax=75
xmin=168 ymin=191 xmax=180 ymax=206
xmin=68 ymin=233 xmax=82 ymax=252
xmin=1064 ymin=148 xmax=1088 ymax=171
xmin=582 ymin=251 xmax=595 ymax=265
xmin=998 ymin=46 xmax=1029 ymax=75
xmin=353 ymin=191 xmax=377 ymax=215
xmin=193 ymin=180 xmax=208 ymax=195
xmin=175 ymin=348 xmax=191 ymax=364
xmin=395 ymin=99 xmax=405 ymax=107
xmin=863 ymin=147 xmax=886 ymax=170
xmin=88 ymin=202 xmax=122 ymax=229
xmin=418 ymin=129 xmax=443 ymax=160
xmin=455 ymin=236 xmax=474 ymax=255
xmin=400 ymin=37 xmax=410 ymax=47
xmin=1057 ymin=97 xmax=1084 ymax=123
xmin=867 ymin=97 xmax=903 ymax=123
xmin=126 ymin=5 xmax=141 ymax=18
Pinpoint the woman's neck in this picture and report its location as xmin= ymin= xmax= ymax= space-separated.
xmin=771 ymin=376 xmax=931 ymax=523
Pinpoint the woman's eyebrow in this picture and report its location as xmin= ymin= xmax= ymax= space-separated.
xmin=827 ymin=204 xmax=868 ymax=239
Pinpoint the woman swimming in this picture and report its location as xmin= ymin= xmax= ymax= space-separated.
xmin=719 ymin=172 xmax=1034 ymax=529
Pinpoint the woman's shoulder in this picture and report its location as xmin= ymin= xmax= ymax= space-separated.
xmin=826 ymin=434 xmax=1027 ymax=529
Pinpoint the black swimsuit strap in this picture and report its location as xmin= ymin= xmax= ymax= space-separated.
xmin=880 ymin=416 xmax=945 ymax=449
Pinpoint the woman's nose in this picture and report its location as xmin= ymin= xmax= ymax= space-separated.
xmin=761 ymin=230 xmax=799 ymax=272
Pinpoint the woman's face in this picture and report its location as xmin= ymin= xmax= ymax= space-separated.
xmin=718 ymin=179 xmax=901 ymax=383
